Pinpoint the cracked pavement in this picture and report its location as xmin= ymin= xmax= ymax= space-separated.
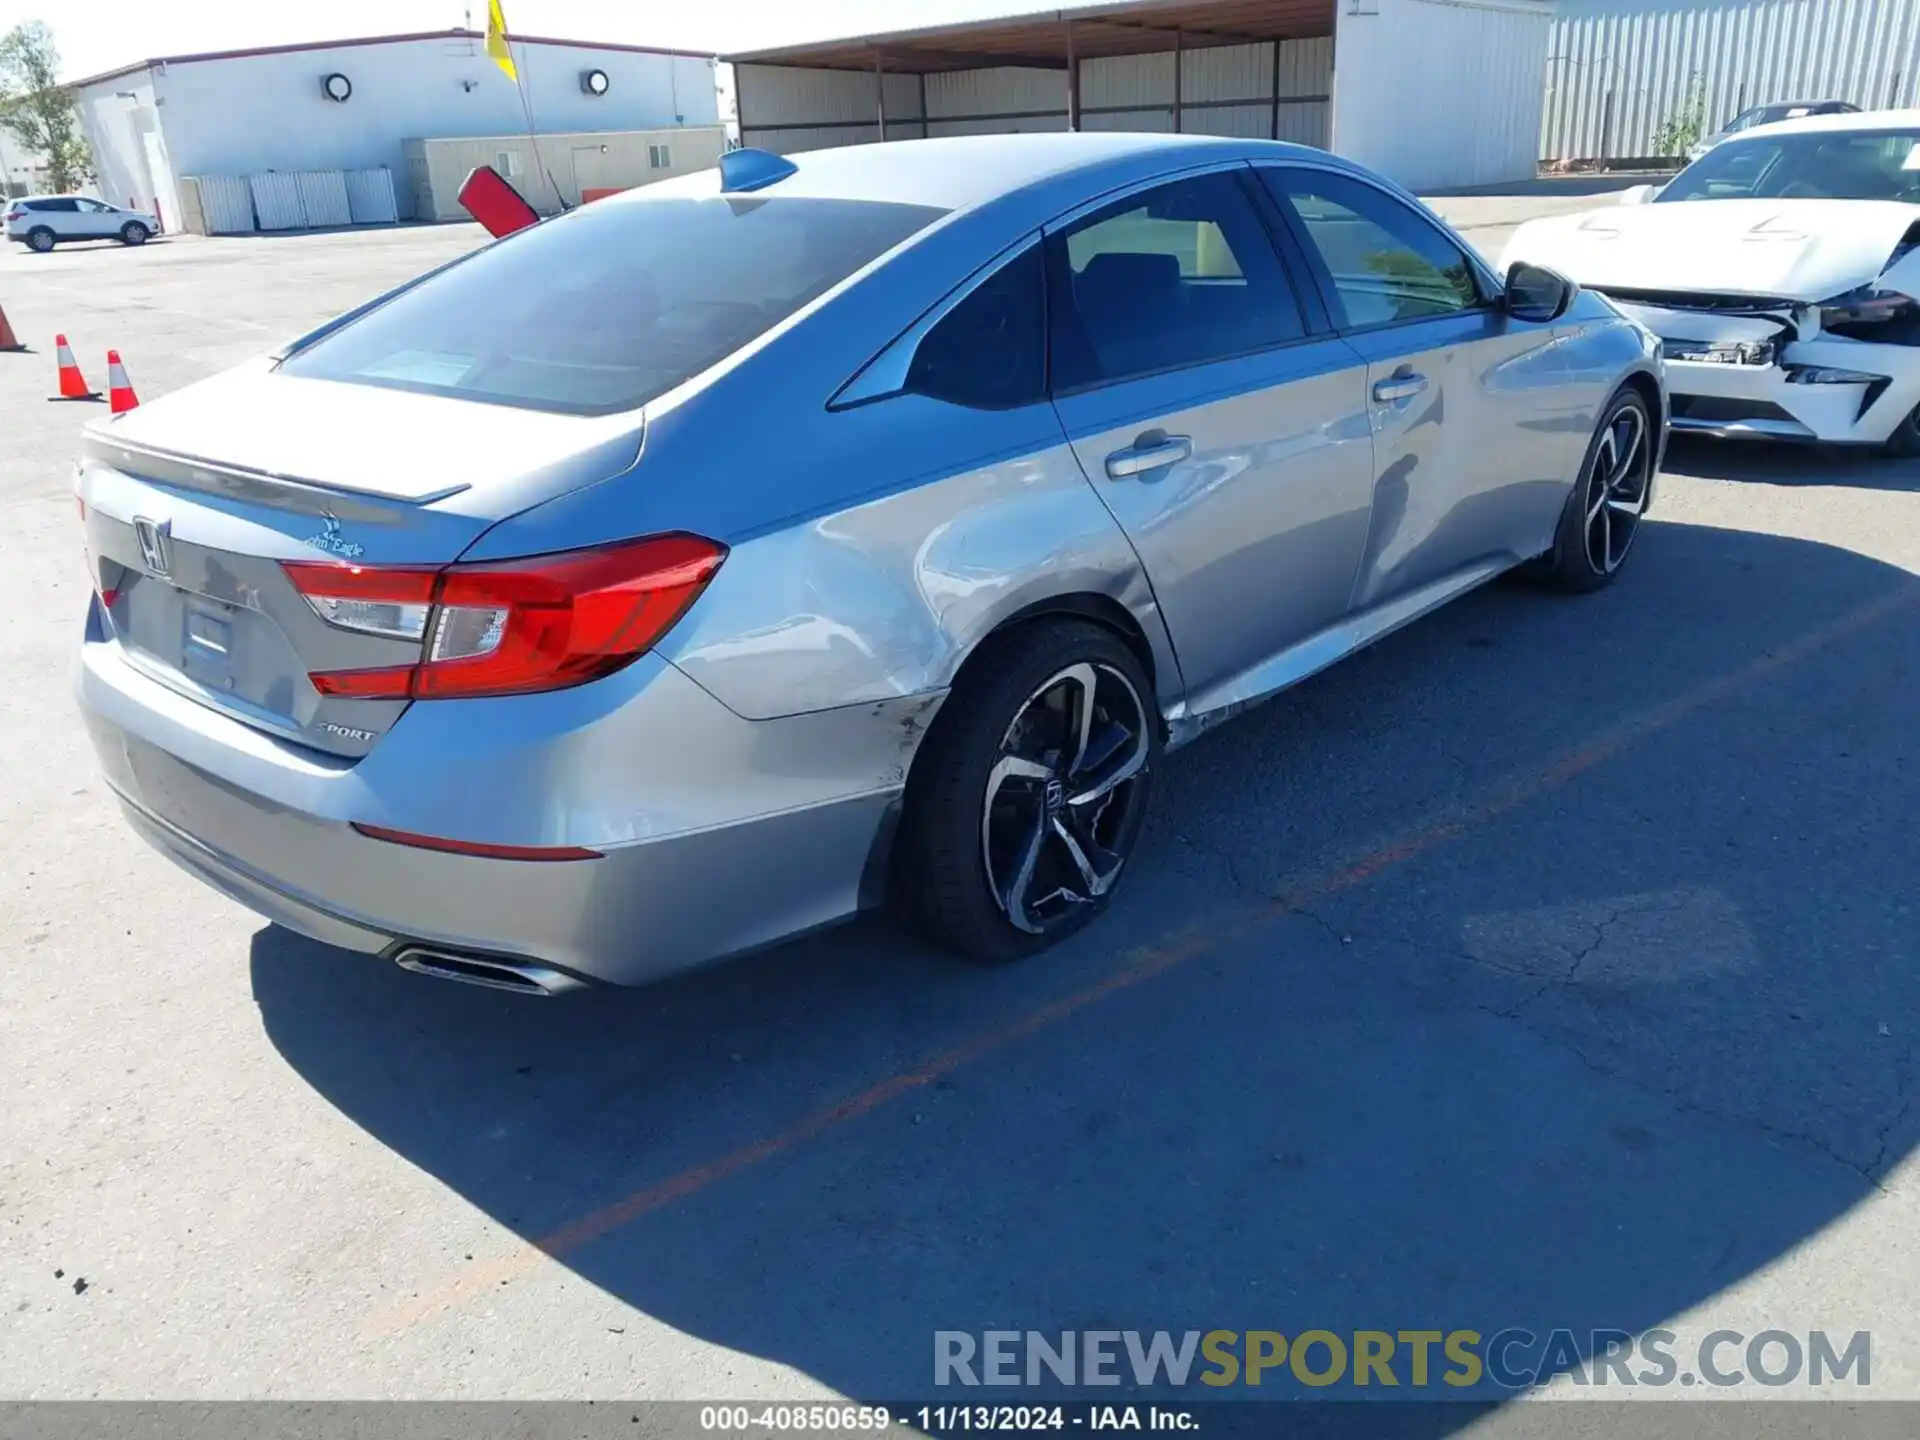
xmin=2 ymin=195 xmax=1917 ymax=1410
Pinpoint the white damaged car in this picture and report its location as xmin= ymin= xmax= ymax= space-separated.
xmin=1503 ymin=110 xmax=1920 ymax=452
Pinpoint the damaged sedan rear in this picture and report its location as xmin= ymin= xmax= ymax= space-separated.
xmin=1502 ymin=110 xmax=1920 ymax=452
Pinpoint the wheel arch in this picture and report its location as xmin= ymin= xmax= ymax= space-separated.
xmin=957 ymin=591 xmax=1177 ymax=731
xmin=1615 ymin=366 xmax=1667 ymax=469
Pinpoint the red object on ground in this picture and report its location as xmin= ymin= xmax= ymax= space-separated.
xmin=457 ymin=165 xmax=540 ymax=238
xmin=580 ymin=187 xmax=628 ymax=204
xmin=106 ymin=349 xmax=139 ymax=414
xmin=52 ymin=333 xmax=101 ymax=401
xmin=0 ymin=304 xmax=23 ymax=352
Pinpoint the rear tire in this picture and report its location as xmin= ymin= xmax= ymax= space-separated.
xmin=120 ymin=222 xmax=150 ymax=246
xmin=26 ymin=226 xmax=54 ymax=253
xmin=893 ymin=620 xmax=1159 ymax=964
xmin=1537 ymin=387 xmax=1655 ymax=594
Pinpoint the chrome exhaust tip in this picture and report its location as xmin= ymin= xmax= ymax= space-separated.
xmin=390 ymin=945 xmax=587 ymax=997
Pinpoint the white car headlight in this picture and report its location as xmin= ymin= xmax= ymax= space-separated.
xmin=1819 ymin=284 xmax=1918 ymax=337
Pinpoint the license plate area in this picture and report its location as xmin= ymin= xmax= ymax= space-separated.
xmin=115 ymin=572 xmax=299 ymax=724
xmin=181 ymin=602 xmax=237 ymax=689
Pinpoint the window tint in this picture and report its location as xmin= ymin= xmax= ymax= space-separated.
xmin=1661 ymin=129 xmax=1920 ymax=203
xmin=1265 ymin=170 xmax=1480 ymax=328
xmin=1047 ymin=171 xmax=1304 ymax=391
xmin=35 ymin=198 xmax=79 ymax=212
xmin=906 ymin=243 xmax=1045 ymax=409
xmin=280 ymin=196 xmax=946 ymax=415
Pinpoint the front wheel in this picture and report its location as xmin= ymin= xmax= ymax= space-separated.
xmin=893 ymin=620 xmax=1159 ymax=963
xmin=120 ymin=222 xmax=150 ymax=245
xmin=1882 ymin=402 xmax=1920 ymax=458
xmin=1538 ymin=387 xmax=1655 ymax=593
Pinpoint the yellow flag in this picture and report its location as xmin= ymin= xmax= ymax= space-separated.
xmin=485 ymin=0 xmax=517 ymax=82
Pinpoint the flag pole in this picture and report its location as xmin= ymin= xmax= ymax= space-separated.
xmin=486 ymin=0 xmax=568 ymax=212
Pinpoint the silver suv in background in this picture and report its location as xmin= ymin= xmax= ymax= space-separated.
xmin=5 ymin=195 xmax=160 ymax=251
xmin=1686 ymin=99 xmax=1859 ymax=162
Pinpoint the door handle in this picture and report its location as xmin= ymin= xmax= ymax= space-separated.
xmin=1372 ymin=374 xmax=1430 ymax=403
xmin=1104 ymin=432 xmax=1192 ymax=480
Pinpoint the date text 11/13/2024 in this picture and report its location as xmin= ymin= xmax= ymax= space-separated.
xmin=697 ymin=1406 xmax=1194 ymax=1432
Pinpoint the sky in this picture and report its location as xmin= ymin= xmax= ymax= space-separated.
xmin=0 ymin=0 xmax=1047 ymax=85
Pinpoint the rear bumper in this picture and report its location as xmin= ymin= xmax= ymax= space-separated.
xmin=79 ymin=610 xmax=931 ymax=988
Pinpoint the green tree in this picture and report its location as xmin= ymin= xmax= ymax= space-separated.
xmin=0 ymin=22 xmax=91 ymax=193
xmin=1653 ymin=74 xmax=1709 ymax=158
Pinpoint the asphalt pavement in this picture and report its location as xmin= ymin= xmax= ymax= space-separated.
xmin=0 ymin=197 xmax=1915 ymax=1413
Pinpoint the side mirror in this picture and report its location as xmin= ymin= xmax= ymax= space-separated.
xmin=1505 ymin=262 xmax=1576 ymax=323
xmin=1617 ymin=183 xmax=1659 ymax=206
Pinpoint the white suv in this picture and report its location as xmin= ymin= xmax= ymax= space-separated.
xmin=5 ymin=196 xmax=160 ymax=252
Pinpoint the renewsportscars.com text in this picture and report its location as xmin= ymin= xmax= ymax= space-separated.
xmin=934 ymin=1328 xmax=1871 ymax=1391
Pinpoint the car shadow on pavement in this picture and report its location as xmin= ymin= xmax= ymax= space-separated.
xmin=1666 ymin=435 xmax=1920 ymax=491
xmin=253 ymin=518 xmax=1918 ymax=1423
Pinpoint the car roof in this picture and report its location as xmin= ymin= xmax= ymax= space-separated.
xmin=1735 ymin=106 xmax=1920 ymax=139
xmin=627 ymin=132 xmax=1342 ymax=215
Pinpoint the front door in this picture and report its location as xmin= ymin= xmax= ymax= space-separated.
xmin=1258 ymin=166 xmax=1579 ymax=608
xmin=74 ymin=198 xmax=121 ymax=239
xmin=570 ymin=145 xmax=612 ymax=205
xmin=1046 ymin=168 xmax=1376 ymax=705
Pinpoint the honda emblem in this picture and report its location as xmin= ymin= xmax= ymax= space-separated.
xmin=132 ymin=516 xmax=172 ymax=580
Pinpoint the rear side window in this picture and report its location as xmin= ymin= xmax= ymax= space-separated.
xmin=1046 ymin=170 xmax=1306 ymax=391
xmin=905 ymin=243 xmax=1046 ymax=410
xmin=1263 ymin=169 xmax=1481 ymax=328
xmin=280 ymin=195 xmax=947 ymax=415
xmin=34 ymin=199 xmax=79 ymax=212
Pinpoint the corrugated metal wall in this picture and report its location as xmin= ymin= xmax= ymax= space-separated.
xmin=739 ymin=39 xmax=1332 ymax=154
xmin=344 ymin=168 xmax=400 ymax=225
xmin=295 ymin=170 xmax=353 ymax=228
xmin=249 ymin=172 xmax=306 ymax=231
xmin=737 ymin=63 xmax=925 ymax=153
xmin=194 ymin=173 xmax=256 ymax=234
xmin=1543 ymin=0 xmax=1920 ymax=162
xmin=1332 ymin=0 xmax=1553 ymax=190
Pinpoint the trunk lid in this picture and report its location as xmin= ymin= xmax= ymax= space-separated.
xmin=79 ymin=363 xmax=644 ymax=759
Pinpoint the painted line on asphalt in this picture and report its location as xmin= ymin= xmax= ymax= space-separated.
xmin=368 ymin=581 xmax=1918 ymax=1338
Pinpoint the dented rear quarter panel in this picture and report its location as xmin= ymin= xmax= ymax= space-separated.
xmin=647 ymin=396 xmax=1179 ymax=723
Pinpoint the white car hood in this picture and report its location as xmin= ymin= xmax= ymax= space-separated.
xmin=1501 ymin=198 xmax=1920 ymax=303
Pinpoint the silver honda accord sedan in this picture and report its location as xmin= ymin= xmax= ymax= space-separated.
xmin=76 ymin=133 xmax=1665 ymax=994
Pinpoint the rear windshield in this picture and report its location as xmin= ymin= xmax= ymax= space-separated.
xmin=280 ymin=195 xmax=947 ymax=415
xmin=1660 ymin=129 xmax=1920 ymax=203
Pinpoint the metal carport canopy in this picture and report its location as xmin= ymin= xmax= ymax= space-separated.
xmin=727 ymin=0 xmax=1339 ymax=144
xmin=724 ymin=0 xmax=1337 ymax=74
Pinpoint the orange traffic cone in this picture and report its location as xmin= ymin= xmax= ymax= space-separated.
xmin=106 ymin=350 xmax=139 ymax=414
xmin=0 ymin=304 xmax=23 ymax=352
xmin=52 ymin=333 xmax=101 ymax=401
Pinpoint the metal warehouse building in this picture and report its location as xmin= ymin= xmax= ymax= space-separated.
xmin=1543 ymin=0 xmax=1920 ymax=164
xmin=728 ymin=0 xmax=1558 ymax=193
xmin=69 ymin=29 xmax=722 ymax=233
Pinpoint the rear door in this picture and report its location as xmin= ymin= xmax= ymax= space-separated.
xmin=35 ymin=197 xmax=81 ymax=237
xmin=1258 ymin=165 xmax=1579 ymax=610
xmin=1046 ymin=167 xmax=1376 ymax=705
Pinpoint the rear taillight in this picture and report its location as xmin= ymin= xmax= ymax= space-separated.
xmin=4 ymin=209 xmax=24 ymax=223
xmin=283 ymin=534 xmax=725 ymax=700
